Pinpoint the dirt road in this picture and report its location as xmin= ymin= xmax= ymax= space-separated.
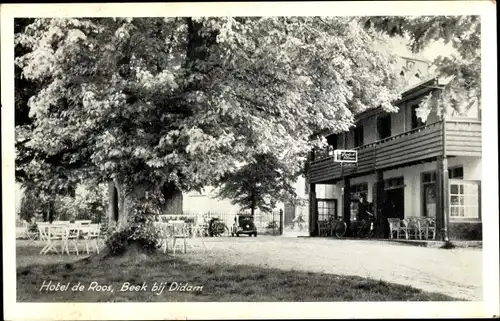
xmin=185 ymin=236 xmax=482 ymax=301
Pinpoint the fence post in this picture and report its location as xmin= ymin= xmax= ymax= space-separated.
xmin=279 ymin=209 xmax=283 ymax=235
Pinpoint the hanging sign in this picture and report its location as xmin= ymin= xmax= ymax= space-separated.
xmin=334 ymin=150 xmax=358 ymax=163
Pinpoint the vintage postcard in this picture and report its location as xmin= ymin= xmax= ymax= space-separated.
xmin=1 ymin=1 xmax=498 ymax=320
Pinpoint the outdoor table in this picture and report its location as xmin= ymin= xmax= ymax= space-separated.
xmin=38 ymin=222 xmax=99 ymax=255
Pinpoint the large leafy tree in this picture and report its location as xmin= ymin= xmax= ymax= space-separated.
xmin=216 ymin=154 xmax=297 ymax=216
xmin=364 ymin=16 xmax=481 ymax=120
xmin=15 ymin=17 xmax=402 ymax=231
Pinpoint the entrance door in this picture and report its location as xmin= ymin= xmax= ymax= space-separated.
xmin=423 ymin=184 xmax=437 ymax=218
xmin=382 ymin=187 xmax=405 ymax=237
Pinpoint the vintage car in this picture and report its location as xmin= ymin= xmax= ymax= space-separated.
xmin=231 ymin=214 xmax=258 ymax=237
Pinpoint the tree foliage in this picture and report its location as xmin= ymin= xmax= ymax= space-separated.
xmin=15 ymin=16 xmax=480 ymax=230
xmin=216 ymin=154 xmax=296 ymax=215
xmin=15 ymin=17 xmax=402 ymax=222
xmin=364 ymin=16 xmax=481 ymax=120
xmin=18 ymin=182 xmax=108 ymax=223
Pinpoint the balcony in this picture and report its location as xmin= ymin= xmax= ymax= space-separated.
xmin=308 ymin=120 xmax=481 ymax=184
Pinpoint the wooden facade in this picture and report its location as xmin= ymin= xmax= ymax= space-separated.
xmin=306 ymin=59 xmax=482 ymax=241
xmin=309 ymin=120 xmax=482 ymax=184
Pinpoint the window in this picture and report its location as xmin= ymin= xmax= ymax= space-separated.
xmin=354 ymin=125 xmax=364 ymax=147
xmin=350 ymin=183 xmax=368 ymax=221
xmin=384 ymin=177 xmax=404 ymax=190
xmin=422 ymin=171 xmax=437 ymax=184
xmin=377 ymin=114 xmax=392 ymax=140
xmin=350 ymin=183 xmax=368 ymax=197
xmin=449 ymin=166 xmax=464 ymax=179
xmin=317 ymin=199 xmax=337 ymax=221
xmin=411 ymin=104 xmax=426 ymax=129
xmin=326 ymin=134 xmax=338 ymax=150
xmin=326 ymin=134 xmax=338 ymax=156
xmin=449 ymin=181 xmax=480 ymax=219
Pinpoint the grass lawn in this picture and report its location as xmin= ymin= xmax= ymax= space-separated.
xmin=16 ymin=245 xmax=459 ymax=302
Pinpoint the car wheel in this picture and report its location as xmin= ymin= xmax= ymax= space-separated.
xmin=236 ymin=233 xmax=240 ymax=237
xmin=253 ymin=233 xmax=257 ymax=237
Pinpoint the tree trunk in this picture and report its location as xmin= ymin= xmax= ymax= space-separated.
xmin=161 ymin=182 xmax=183 ymax=214
xmin=108 ymin=179 xmax=184 ymax=226
xmin=114 ymin=180 xmax=150 ymax=228
xmin=108 ymin=181 xmax=119 ymax=224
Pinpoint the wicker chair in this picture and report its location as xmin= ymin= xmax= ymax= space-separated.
xmin=387 ymin=218 xmax=401 ymax=239
xmin=425 ymin=217 xmax=437 ymax=240
xmin=400 ymin=218 xmax=417 ymax=240
xmin=317 ymin=220 xmax=330 ymax=237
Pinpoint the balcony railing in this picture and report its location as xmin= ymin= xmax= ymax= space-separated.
xmin=308 ymin=120 xmax=481 ymax=184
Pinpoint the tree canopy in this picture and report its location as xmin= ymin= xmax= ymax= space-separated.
xmin=15 ymin=17 xmax=401 ymax=202
xmin=216 ymin=153 xmax=297 ymax=216
xmin=15 ymin=16 xmax=480 ymax=225
xmin=364 ymin=16 xmax=481 ymax=119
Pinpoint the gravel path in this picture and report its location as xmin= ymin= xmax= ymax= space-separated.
xmin=184 ymin=236 xmax=482 ymax=301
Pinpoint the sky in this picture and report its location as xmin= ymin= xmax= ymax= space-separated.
xmin=387 ymin=36 xmax=457 ymax=61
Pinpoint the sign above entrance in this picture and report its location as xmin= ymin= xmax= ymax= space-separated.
xmin=334 ymin=150 xmax=358 ymax=163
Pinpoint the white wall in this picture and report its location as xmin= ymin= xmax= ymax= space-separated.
xmin=183 ymin=187 xmax=241 ymax=214
xmin=383 ymin=156 xmax=482 ymax=218
xmin=325 ymin=156 xmax=482 ymax=219
xmin=316 ymin=184 xmax=336 ymax=199
xmin=293 ymin=175 xmax=308 ymax=199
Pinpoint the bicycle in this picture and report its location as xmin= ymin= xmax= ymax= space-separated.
xmin=208 ymin=218 xmax=229 ymax=237
xmin=326 ymin=215 xmax=347 ymax=238
xmin=355 ymin=211 xmax=377 ymax=238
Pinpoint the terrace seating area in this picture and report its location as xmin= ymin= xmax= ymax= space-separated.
xmin=20 ymin=215 xmax=210 ymax=257
xmin=387 ymin=217 xmax=436 ymax=240
xmin=36 ymin=220 xmax=101 ymax=255
xmin=153 ymin=214 xmax=208 ymax=256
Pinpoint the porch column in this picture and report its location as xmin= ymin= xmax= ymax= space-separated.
xmin=308 ymin=183 xmax=317 ymax=236
xmin=373 ymin=170 xmax=384 ymax=238
xmin=343 ymin=177 xmax=351 ymax=236
xmin=436 ymin=156 xmax=450 ymax=241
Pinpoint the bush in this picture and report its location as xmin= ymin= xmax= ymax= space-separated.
xmin=105 ymin=193 xmax=163 ymax=256
xmin=105 ymin=221 xmax=161 ymax=256
xmin=266 ymin=220 xmax=279 ymax=229
xmin=19 ymin=189 xmax=45 ymax=222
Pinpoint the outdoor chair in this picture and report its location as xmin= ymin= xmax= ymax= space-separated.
xmin=425 ymin=218 xmax=437 ymax=240
xmin=171 ymin=220 xmax=189 ymax=256
xmin=38 ymin=223 xmax=52 ymax=254
xmin=39 ymin=224 xmax=67 ymax=255
xmin=23 ymin=220 xmax=39 ymax=243
xmin=63 ymin=224 xmax=80 ymax=255
xmin=82 ymin=224 xmax=101 ymax=254
xmin=387 ymin=218 xmax=401 ymax=239
xmin=154 ymin=222 xmax=171 ymax=254
xmin=317 ymin=220 xmax=330 ymax=237
xmin=399 ymin=219 xmax=417 ymax=240
xmin=409 ymin=217 xmax=425 ymax=240
xmin=186 ymin=222 xmax=208 ymax=251
xmin=37 ymin=222 xmax=48 ymax=241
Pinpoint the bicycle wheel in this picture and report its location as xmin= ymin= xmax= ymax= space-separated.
xmin=334 ymin=221 xmax=347 ymax=238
